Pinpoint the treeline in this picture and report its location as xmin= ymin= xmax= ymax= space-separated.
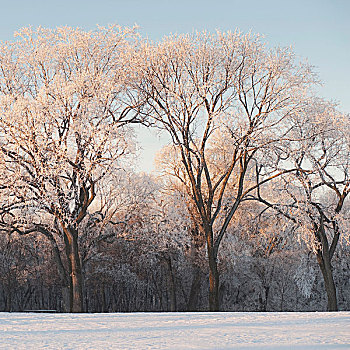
xmin=0 ymin=26 xmax=349 ymax=312
xmin=0 ymin=180 xmax=349 ymax=312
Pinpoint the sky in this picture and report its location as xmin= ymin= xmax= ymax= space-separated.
xmin=0 ymin=0 xmax=349 ymax=172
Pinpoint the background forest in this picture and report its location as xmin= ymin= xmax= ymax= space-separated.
xmin=0 ymin=25 xmax=349 ymax=313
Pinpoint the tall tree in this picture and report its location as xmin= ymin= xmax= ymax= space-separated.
xmin=255 ymin=101 xmax=350 ymax=311
xmin=0 ymin=25 xmax=141 ymax=312
xmin=136 ymin=31 xmax=317 ymax=310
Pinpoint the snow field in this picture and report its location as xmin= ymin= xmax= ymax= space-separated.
xmin=0 ymin=312 xmax=349 ymax=349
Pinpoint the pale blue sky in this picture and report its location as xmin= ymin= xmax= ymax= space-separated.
xmin=0 ymin=0 xmax=349 ymax=171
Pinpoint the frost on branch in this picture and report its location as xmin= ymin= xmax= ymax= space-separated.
xmin=0 ymin=25 xmax=142 ymax=312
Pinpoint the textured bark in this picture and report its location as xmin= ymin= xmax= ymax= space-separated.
xmin=64 ymin=227 xmax=84 ymax=313
xmin=187 ymin=225 xmax=205 ymax=311
xmin=316 ymin=222 xmax=338 ymax=311
xmin=207 ymin=238 xmax=219 ymax=311
xmin=316 ymin=251 xmax=338 ymax=311
xmin=61 ymin=286 xmax=70 ymax=313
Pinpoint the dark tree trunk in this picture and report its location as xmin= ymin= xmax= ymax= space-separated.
xmin=187 ymin=266 xmax=203 ymax=311
xmin=187 ymin=224 xmax=205 ymax=311
xmin=316 ymin=251 xmax=338 ymax=311
xmin=164 ymin=256 xmax=177 ymax=312
xmin=259 ymin=286 xmax=270 ymax=312
xmin=315 ymin=221 xmax=338 ymax=311
xmin=61 ymin=286 xmax=70 ymax=312
xmin=64 ymin=226 xmax=84 ymax=313
xmin=40 ymin=228 xmax=71 ymax=312
xmin=206 ymin=228 xmax=219 ymax=311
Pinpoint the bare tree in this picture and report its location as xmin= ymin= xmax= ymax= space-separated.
xmin=255 ymin=101 xmax=350 ymax=310
xmin=137 ymin=31 xmax=317 ymax=310
xmin=0 ymin=25 xmax=141 ymax=312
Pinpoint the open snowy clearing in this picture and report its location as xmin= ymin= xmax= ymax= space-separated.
xmin=0 ymin=312 xmax=349 ymax=349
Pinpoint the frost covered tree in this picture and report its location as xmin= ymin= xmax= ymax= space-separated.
xmin=255 ymin=101 xmax=350 ymax=310
xmin=136 ymin=31 xmax=317 ymax=310
xmin=0 ymin=25 xmax=141 ymax=312
xmin=82 ymin=171 xmax=195 ymax=312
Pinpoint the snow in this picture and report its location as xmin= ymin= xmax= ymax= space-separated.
xmin=0 ymin=312 xmax=349 ymax=349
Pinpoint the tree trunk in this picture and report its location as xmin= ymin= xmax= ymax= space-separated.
xmin=187 ymin=266 xmax=203 ymax=311
xmin=165 ymin=256 xmax=177 ymax=312
xmin=259 ymin=285 xmax=270 ymax=312
xmin=316 ymin=251 xmax=338 ymax=311
xmin=187 ymin=225 xmax=205 ymax=311
xmin=41 ymin=228 xmax=71 ymax=312
xmin=207 ymin=238 xmax=219 ymax=311
xmin=61 ymin=286 xmax=70 ymax=312
xmin=64 ymin=227 xmax=84 ymax=313
xmin=315 ymin=222 xmax=338 ymax=311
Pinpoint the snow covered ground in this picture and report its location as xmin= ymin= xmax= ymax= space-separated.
xmin=0 ymin=312 xmax=349 ymax=349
